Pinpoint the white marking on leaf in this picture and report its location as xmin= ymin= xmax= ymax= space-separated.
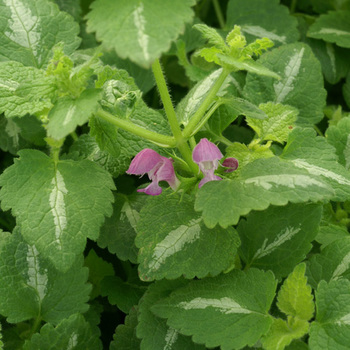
xmin=121 ymin=201 xmax=139 ymax=231
xmin=147 ymin=218 xmax=202 ymax=272
xmin=26 ymin=245 xmax=48 ymax=301
xmin=5 ymin=119 xmax=21 ymax=148
xmin=133 ymin=3 xmax=150 ymax=61
xmin=63 ymin=104 xmax=76 ymax=126
xmin=163 ymin=327 xmax=178 ymax=350
xmin=326 ymin=43 xmax=336 ymax=77
xmin=245 ymin=174 xmax=329 ymax=190
xmin=335 ymin=313 xmax=350 ymax=326
xmin=178 ymin=297 xmax=252 ymax=314
xmin=67 ymin=332 xmax=78 ymax=349
xmin=344 ymin=135 xmax=350 ymax=170
xmin=274 ymin=48 xmax=305 ymax=103
xmin=292 ymin=159 xmax=350 ymax=186
xmin=4 ymin=0 xmax=41 ymax=63
xmin=49 ymin=170 xmax=68 ymax=247
xmin=241 ymin=25 xmax=287 ymax=43
xmin=332 ymin=252 xmax=350 ymax=280
xmin=253 ymin=225 xmax=301 ymax=260
xmin=317 ymin=28 xmax=350 ymax=36
xmin=0 ymin=79 xmax=19 ymax=91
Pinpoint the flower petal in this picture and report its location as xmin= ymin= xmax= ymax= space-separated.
xmin=126 ymin=149 xmax=163 ymax=175
xmin=192 ymin=138 xmax=223 ymax=164
xmin=137 ymin=181 xmax=163 ymax=195
xmin=222 ymin=157 xmax=239 ymax=172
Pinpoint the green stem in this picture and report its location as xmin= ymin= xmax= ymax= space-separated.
xmin=290 ymin=0 xmax=297 ymax=13
xmin=213 ymin=0 xmax=225 ymax=28
xmin=183 ymin=68 xmax=230 ymax=139
xmin=29 ymin=314 xmax=42 ymax=338
xmin=96 ymin=109 xmax=176 ymax=147
xmin=152 ymin=59 xmax=198 ymax=174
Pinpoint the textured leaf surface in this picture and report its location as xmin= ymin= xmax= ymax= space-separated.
xmin=244 ymin=43 xmax=326 ymax=125
xmin=277 ymin=263 xmax=314 ymax=320
xmin=23 ymin=314 xmax=101 ymax=350
xmin=0 ymin=61 xmax=55 ymax=118
xmin=0 ymin=149 xmax=115 ymax=271
xmin=226 ymin=0 xmax=299 ymax=46
xmin=315 ymin=224 xmax=348 ymax=248
xmin=307 ymin=11 xmax=350 ymax=48
xmin=152 ymin=269 xmax=277 ymax=350
xmin=86 ymin=0 xmax=195 ymax=67
xmin=246 ymin=102 xmax=298 ymax=143
xmin=309 ymin=279 xmax=350 ymax=349
xmin=326 ymin=116 xmax=350 ymax=169
xmin=98 ymin=193 xmax=146 ymax=263
xmin=101 ymin=276 xmax=147 ymax=314
xmin=306 ymin=237 xmax=350 ymax=289
xmin=137 ymin=280 xmax=205 ymax=350
xmin=0 ymin=229 xmax=91 ymax=324
xmin=47 ymin=89 xmax=101 ymax=140
xmin=110 ymin=307 xmax=141 ymax=350
xmin=0 ymin=0 xmax=80 ymax=67
xmin=238 ymin=204 xmax=322 ymax=279
xmin=135 ymin=193 xmax=240 ymax=281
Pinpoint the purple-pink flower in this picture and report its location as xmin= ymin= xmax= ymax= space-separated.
xmin=126 ymin=149 xmax=180 ymax=195
xmin=192 ymin=138 xmax=239 ymax=187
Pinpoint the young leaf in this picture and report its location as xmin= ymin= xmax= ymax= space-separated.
xmin=0 ymin=149 xmax=115 ymax=271
xmin=226 ymin=0 xmax=299 ymax=46
xmin=0 ymin=0 xmax=80 ymax=68
xmin=315 ymin=224 xmax=349 ymax=248
xmin=277 ymin=263 xmax=315 ymax=320
xmin=306 ymin=237 xmax=350 ymax=289
xmin=151 ymin=269 xmax=277 ymax=349
xmin=47 ymin=89 xmax=102 ymax=140
xmin=86 ymin=0 xmax=195 ymax=68
xmin=326 ymin=116 xmax=350 ymax=169
xmin=244 ymin=43 xmax=326 ymax=125
xmin=0 ymin=61 xmax=55 ymax=118
xmin=110 ymin=307 xmax=141 ymax=350
xmin=97 ymin=193 xmax=146 ymax=264
xmin=246 ymin=102 xmax=298 ymax=143
xmin=309 ymin=279 xmax=350 ymax=349
xmin=0 ymin=229 xmax=91 ymax=325
xmin=137 ymin=279 xmax=205 ymax=350
xmin=22 ymin=314 xmax=101 ymax=350
xmin=307 ymin=11 xmax=350 ymax=48
xmin=238 ymin=204 xmax=322 ymax=279
xmin=135 ymin=193 xmax=240 ymax=281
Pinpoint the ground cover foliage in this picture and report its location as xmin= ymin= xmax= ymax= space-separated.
xmin=0 ymin=0 xmax=350 ymax=349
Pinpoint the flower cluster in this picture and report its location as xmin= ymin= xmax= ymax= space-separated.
xmin=126 ymin=138 xmax=238 ymax=195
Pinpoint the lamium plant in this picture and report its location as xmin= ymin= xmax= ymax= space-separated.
xmin=1 ymin=0 xmax=350 ymax=349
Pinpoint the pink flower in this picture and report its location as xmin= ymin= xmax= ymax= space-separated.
xmin=126 ymin=149 xmax=180 ymax=195
xmin=222 ymin=157 xmax=239 ymax=173
xmin=192 ymin=138 xmax=223 ymax=188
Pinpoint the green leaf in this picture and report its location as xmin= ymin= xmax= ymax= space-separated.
xmin=193 ymin=24 xmax=226 ymax=51
xmin=0 ymin=149 xmax=115 ymax=271
xmin=309 ymin=279 xmax=350 ymax=349
xmin=101 ymin=276 xmax=147 ymax=314
xmin=97 ymin=193 xmax=145 ymax=264
xmin=0 ymin=229 xmax=91 ymax=324
xmin=244 ymin=43 xmax=326 ymax=125
xmin=344 ymin=72 xmax=350 ymax=109
xmin=261 ymin=318 xmax=309 ymax=350
xmin=0 ymin=323 xmax=3 ymax=350
xmin=86 ymin=0 xmax=195 ymax=68
xmin=277 ymin=263 xmax=314 ymax=320
xmin=307 ymin=11 xmax=350 ymax=48
xmin=110 ymin=307 xmax=141 ymax=350
xmin=47 ymin=89 xmax=101 ymax=140
xmin=137 ymin=279 xmax=205 ymax=350
xmin=84 ymin=249 xmax=114 ymax=300
xmin=135 ymin=193 xmax=240 ymax=281
xmin=326 ymin=116 xmax=350 ymax=169
xmin=68 ymin=134 xmax=131 ymax=178
xmin=0 ymin=0 xmax=80 ymax=68
xmin=0 ymin=61 xmax=55 ymax=118
xmin=152 ymin=269 xmax=277 ymax=350
xmin=315 ymin=224 xmax=349 ymax=248
xmin=306 ymin=237 xmax=350 ymax=289
xmin=23 ymin=314 xmax=101 ymax=350
xmin=226 ymin=0 xmax=299 ymax=46
xmin=247 ymin=102 xmax=298 ymax=143
xmin=238 ymin=204 xmax=322 ymax=279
